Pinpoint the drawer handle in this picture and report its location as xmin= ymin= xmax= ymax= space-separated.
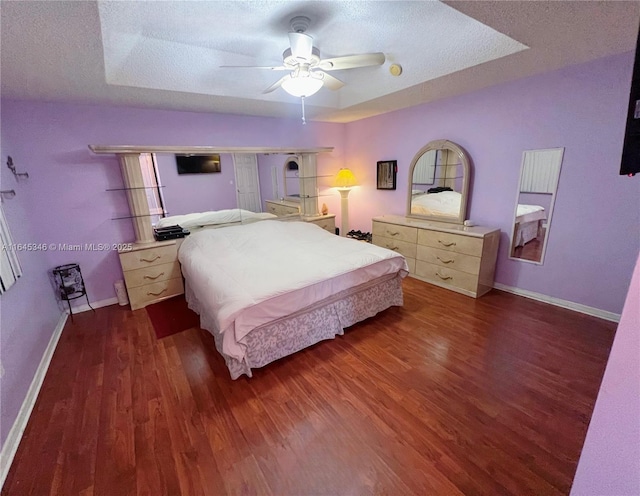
xmin=387 ymin=245 xmax=399 ymax=251
xmin=436 ymin=256 xmax=454 ymax=264
xmin=140 ymin=254 xmax=161 ymax=263
xmin=144 ymin=272 xmax=165 ymax=280
xmin=388 ymin=231 xmax=400 ymax=236
xmin=435 ymin=271 xmax=453 ymax=281
xmin=438 ymin=240 xmax=456 ymax=247
xmin=147 ymin=288 xmax=167 ymax=297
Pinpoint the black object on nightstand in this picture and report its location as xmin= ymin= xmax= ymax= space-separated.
xmin=154 ymin=224 xmax=190 ymax=241
xmin=52 ymin=263 xmax=94 ymax=320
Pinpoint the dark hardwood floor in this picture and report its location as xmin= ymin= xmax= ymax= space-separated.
xmin=3 ymin=277 xmax=616 ymax=495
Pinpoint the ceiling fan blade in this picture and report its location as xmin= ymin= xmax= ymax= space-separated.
xmin=220 ymin=65 xmax=290 ymax=71
xmin=262 ymin=75 xmax=289 ymax=94
xmin=314 ymin=71 xmax=344 ymax=91
xmin=288 ymin=32 xmax=313 ymax=61
xmin=318 ymin=52 xmax=385 ymax=71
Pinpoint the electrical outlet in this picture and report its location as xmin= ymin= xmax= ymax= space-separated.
xmin=0 ymin=360 xmax=4 ymax=379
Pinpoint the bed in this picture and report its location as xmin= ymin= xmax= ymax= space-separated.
xmin=512 ymin=204 xmax=546 ymax=249
xmin=410 ymin=190 xmax=461 ymax=217
xmin=174 ymin=216 xmax=408 ymax=379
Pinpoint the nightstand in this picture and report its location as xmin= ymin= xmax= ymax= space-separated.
xmin=303 ymin=214 xmax=336 ymax=234
xmin=118 ymin=240 xmax=184 ymax=310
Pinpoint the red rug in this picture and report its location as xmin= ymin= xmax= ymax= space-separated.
xmin=146 ymin=295 xmax=200 ymax=339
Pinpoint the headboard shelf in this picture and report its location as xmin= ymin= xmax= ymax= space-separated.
xmin=89 ymin=145 xmax=334 ymax=155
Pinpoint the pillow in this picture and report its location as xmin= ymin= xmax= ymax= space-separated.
xmin=249 ymin=212 xmax=278 ymax=220
xmin=412 ymin=189 xmax=425 ymax=196
xmin=156 ymin=209 xmax=274 ymax=229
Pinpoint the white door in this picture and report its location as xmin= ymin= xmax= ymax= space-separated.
xmin=232 ymin=154 xmax=262 ymax=212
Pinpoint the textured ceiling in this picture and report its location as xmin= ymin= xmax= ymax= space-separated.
xmin=1 ymin=1 xmax=639 ymax=123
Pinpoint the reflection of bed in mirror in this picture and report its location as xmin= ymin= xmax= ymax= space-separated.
xmin=512 ymin=204 xmax=546 ymax=249
xmin=176 ymin=215 xmax=408 ymax=379
xmin=509 ymin=148 xmax=563 ymax=264
xmin=407 ymin=140 xmax=470 ymax=225
xmin=410 ymin=190 xmax=461 ymax=217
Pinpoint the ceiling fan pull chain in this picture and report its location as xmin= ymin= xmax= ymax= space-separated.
xmin=301 ymin=96 xmax=306 ymax=125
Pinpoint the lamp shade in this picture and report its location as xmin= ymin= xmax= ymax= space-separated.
xmin=281 ymin=75 xmax=323 ymax=97
xmin=334 ymin=168 xmax=357 ymax=188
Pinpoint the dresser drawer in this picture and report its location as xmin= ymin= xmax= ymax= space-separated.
xmin=266 ymin=203 xmax=279 ymax=215
xmin=265 ymin=201 xmax=299 ymax=217
xmin=123 ymin=261 xmax=181 ymax=289
xmin=417 ymin=230 xmax=483 ymax=256
xmin=120 ymin=244 xmax=178 ymax=271
xmin=416 ymin=246 xmax=480 ymax=275
xmin=415 ymin=261 xmax=478 ymax=294
xmin=282 ymin=205 xmax=300 ymax=215
xmin=372 ymin=221 xmax=418 ymax=244
xmin=309 ymin=217 xmax=335 ymax=233
xmin=372 ymin=235 xmax=417 ymax=259
xmin=128 ymin=277 xmax=184 ymax=310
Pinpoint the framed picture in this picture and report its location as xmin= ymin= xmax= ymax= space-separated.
xmin=377 ymin=160 xmax=397 ymax=190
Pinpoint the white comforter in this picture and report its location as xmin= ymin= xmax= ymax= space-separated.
xmin=179 ymin=220 xmax=408 ymax=362
xmin=516 ymin=204 xmax=546 ymax=223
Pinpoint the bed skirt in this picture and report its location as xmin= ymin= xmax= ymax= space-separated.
xmin=185 ymin=271 xmax=404 ymax=379
xmin=513 ymin=220 xmax=541 ymax=248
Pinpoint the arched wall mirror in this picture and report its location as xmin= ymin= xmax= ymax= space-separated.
xmin=510 ymin=147 xmax=564 ymax=264
xmin=407 ymin=140 xmax=470 ymax=224
xmin=282 ymin=156 xmax=300 ymax=201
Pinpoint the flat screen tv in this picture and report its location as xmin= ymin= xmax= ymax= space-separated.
xmin=620 ymin=27 xmax=640 ymax=176
xmin=176 ymin=154 xmax=221 ymax=174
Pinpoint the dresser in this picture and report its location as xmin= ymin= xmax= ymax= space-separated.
xmin=372 ymin=215 xmax=500 ymax=298
xmin=264 ymin=199 xmax=300 ymax=216
xmin=118 ymin=240 xmax=184 ymax=310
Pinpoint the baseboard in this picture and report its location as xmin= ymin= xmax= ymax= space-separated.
xmin=67 ymin=297 xmax=118 ymax=314
xmin=0 ymin=311 xmax=68 ymax=490
xmin=493 ymin=283 xmax=621 ymax=323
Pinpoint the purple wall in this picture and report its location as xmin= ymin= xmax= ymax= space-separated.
xmin=344 ymin=52 xmax=639 ymax=314
xmin=0 ymin=122 xmax=64 ymax=447
xmin=570 ymin=253 xmax=640 ymax=495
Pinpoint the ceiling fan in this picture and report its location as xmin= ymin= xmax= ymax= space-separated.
xmin=221 ymin=16 xmax=386 ymax=98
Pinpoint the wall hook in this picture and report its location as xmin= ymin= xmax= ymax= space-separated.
xmin=7 ymin=156 xmax=29 ymax=180
xmin=0 ymin=190 xmax=16 ymax=201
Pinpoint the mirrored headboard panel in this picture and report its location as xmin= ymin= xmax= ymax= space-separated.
xmin=407 ymin=140 xmax=470 ymax=224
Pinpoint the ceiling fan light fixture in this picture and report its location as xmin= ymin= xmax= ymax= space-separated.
xmin=281 ymin=75 xmax=323 ymax=97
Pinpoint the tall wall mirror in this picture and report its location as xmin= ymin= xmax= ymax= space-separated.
xmin=282 ymin=156 xmax=300 ymax=201
xmin=407 ymin=139 xmax=470 ymax=224
xmin=509 ymin=148 xmax=564 ymax=264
